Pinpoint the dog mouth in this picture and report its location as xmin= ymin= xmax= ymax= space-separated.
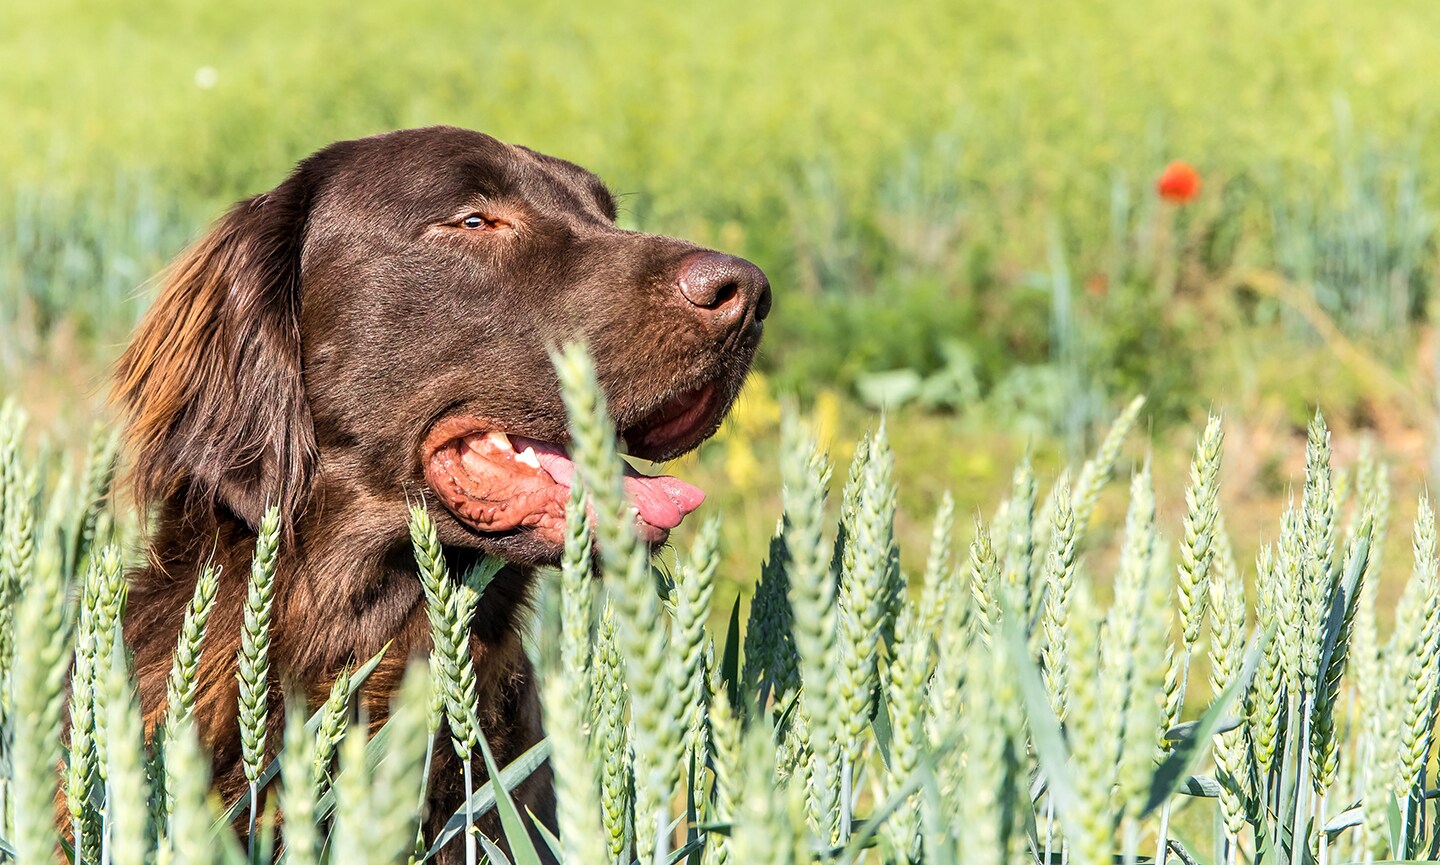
xmin=422 ymin=381 xmax=723 ymax=547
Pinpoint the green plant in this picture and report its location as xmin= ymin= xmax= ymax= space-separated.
xmin=1 ymin=356 xmax=1440 ymax=864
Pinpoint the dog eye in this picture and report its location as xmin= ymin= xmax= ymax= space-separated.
xmin=450 ymin=212 xmax=513 ymax=233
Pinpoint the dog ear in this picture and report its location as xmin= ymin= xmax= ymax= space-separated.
xmin=114 ymin=171 xmax=317 ymax=530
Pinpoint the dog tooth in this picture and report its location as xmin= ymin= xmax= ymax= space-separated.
xmin=515 ymin=447 xmax=541 ymax=470
xmin=484 ymin=431 xmax=513 ymax=451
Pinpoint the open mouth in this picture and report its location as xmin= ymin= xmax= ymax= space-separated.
xmin=422 ymin=381 xmax=723 ymax=547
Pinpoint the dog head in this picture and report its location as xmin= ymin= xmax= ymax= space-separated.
xmin=115 ymin=126 xmax=770 ymax=564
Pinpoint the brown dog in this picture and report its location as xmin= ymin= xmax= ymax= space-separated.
xmin=111 ymin=126 xmax=769 ymax=856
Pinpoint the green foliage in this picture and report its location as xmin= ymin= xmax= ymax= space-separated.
xmin=5 ymin=350 xmax=1440 ymax=864
xmin=1271 ymin=104 xmax=1436 ymax=343
xmin=164 ymin=564 xmax=219 ymax=745
xmin=7 ymin=3 xmax=1440 ymax=434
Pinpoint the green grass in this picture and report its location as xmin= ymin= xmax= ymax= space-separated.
xmin=8 ymin=1 xmax=1440 ymax=212
xmin=5 ymin=0 xmax=1440 ymax=427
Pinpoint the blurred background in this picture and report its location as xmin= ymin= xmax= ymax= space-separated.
xmin=5 ymin=0 xmax=1439 ymax=603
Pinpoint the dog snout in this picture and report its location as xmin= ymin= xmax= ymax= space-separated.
xmin=676 ymin=251 xmax=771 ymax=338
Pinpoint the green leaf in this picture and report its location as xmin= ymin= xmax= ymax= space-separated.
xmin=1316 ymin=532 xmax=1369 ymax=687
xmin=1429 ymin=791 xmax=1440 ymax=859
xmin=1141 ymin=624 xmax=1272 ymax=817
xmin=683 ymin=750 xmax=703 ymax=865
xmin=1322 ymin=803 xmax=1361 ymax=837
xmin=1386 ymin=792 xmax=1403 ymax=859
xmin=218 ymin=821 xmax=251 ymax=865
xmin=855 ymin=369 xmax=923 ymax=410
xmin=1295 ymin=814 xmax=1317 ymax=865
xmin=1172 ymin=775 xmax=1221 ymax=799
xmin=529 ymin=810 xmax=565 ymax=864
xmin=478 ymin=834 xmax=515 ymax=865
xmin=1163 ymin=716 xmax=1244 ymax=743
xmin=1257 ymin=833 xmax=1286 ymax=865
xmin=871 ymin=680 xmax=894 ymax=771
xmin=476 ymin=726 xmax=545 ymax=865
xmin=668 ymin=833 xmax=708 ymax=865
xmin=834 ymin=763 xmax=931 ymax=862
xmin=721 ymin=593 xmax=743 ymax=708
xmin=424 ymin=737 xmax=552 ymax=862
xmin=1005 ymin=622 xmax=1079 ymax=817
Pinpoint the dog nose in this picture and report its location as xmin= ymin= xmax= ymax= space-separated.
xmin=677 ymin=252 xmax=771 ymax=334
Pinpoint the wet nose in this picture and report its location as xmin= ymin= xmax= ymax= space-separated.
xmin=677 ymin=251 xmax=772 ymax=337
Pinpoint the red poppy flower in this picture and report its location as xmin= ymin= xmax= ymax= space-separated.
xmin=1156 ymin=161 xmax=1202 ymax=204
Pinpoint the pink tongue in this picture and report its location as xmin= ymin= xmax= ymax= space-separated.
xmin=622 ymin=472 xmax=705 ymax=529
xmin=519 ymin=438 xmax=706 ymax=530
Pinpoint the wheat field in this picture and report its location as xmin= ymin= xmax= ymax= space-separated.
xmin=0 ymin=343 xmax=1435 ymax=865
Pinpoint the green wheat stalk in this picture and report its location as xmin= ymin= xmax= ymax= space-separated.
xmin=706 ymin=683 xmax=743 ymax=865
xmin=881 ymin=602 xmax=931 ymax=863
xmin=1177 ymin=415 xmax=1224 ymax=678
xmin=916 ymin=489 xmax=957 ymax=640
xmin=1057 ymin=580 xmax=1115 ymax=863
xmin=590 ymin=603 xmax=633 ymax=864
xmin=671 ymin=516 xmax=719 ymax=771
xmin=372 ymin=661 xmax=433 ymax=865
xmin=409 ymin=504 xmax=482 ymax=865
xmin=725 ymin=717 xmax=808 ymax=865
xmin=279 ymin=696 xmax=321 ymax=865
xmin=237 ymin=503 xmax=281 ymax=844
xmin=1209 ymin=558 xmax=1250 ymax=857
xmin=1 ymin=412 xmax=38 ymax=734
xmin=835 ymin=425 xmax=896 ymax=839
xmin=1299 ymin=412 xmax=1336 ymax=699
xmin=88 ymin=544 xmax=128 ymax=789
xmin=967 ymin=518 xmax=1000 ymax=645
xmin=1072 ymin=394 xmax=1145 ymax=534
xmin=9 ymin=505 xmax=72 ymax=864
xmin=163 ymin=563 xmax=220 ymax=742
xmin=775 ymin=413 xmax=841 ymax=840
xmin=1312 ymin=520 xmax=1373 ymax=796
xmin=163 ymin=716 xmax=218 ymax=865
xmin=102 ymin=644 xmax=150 ymax=865
xmin=541 ymin=654 xmax=609 ymax=865
xmin=1002 ymin=455 xmax=1037 ymax=631
xmin=1391 ymin=495 xmax=1439 ymax=852
xmin=955 ymin=623 xmax=1028 ymax=864
xmin=1092 ymin=460 xmax=1155 ymax=857
xmin=559 ymin=480 xmax=595 ymax=697
xmin=554 ymin=341 xmax=684 ymax=861
xmin=158 ymin=563 xmax=221 ymax=831
xmin=330 ymin=721 xmax=374 ymax=865
xmin=1039 ymin=473 xmax=1077 ymax=721
xmin=66 ymin=553 xmax=106 ymax=864
xmin=312 ymin=664 xmax=353 ymax=799
xmin=65 ymin=422 xmax=120 ymax=575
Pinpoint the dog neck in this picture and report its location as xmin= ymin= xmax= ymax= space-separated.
xmin=125 ymin=488 xmax=538 ymax=737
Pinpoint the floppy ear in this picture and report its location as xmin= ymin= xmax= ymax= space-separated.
xmin=114 ymin=173 xmax=317 ymax=529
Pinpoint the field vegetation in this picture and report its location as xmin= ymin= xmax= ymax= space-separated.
xmin=3 ymin=357 xmax=1440 ymax=864
xmin=7 ymin=1 xmax=1440 ymax=568
xmin=4 ymin=2 xmax=1440 ymax=862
